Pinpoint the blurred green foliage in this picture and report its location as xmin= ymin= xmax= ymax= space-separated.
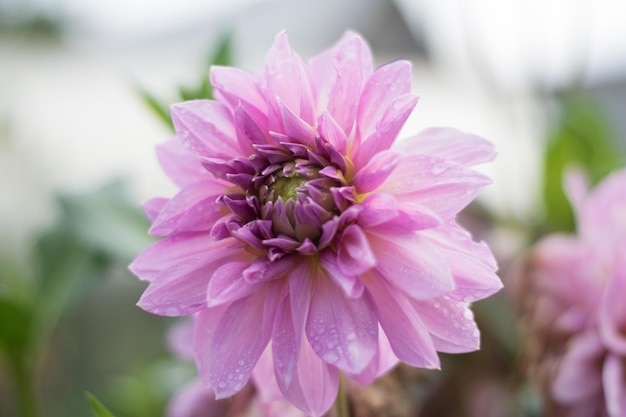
xmin=542 ymin=91 xmax=624 ymax=232
xmin=87 ymin=392 xmax=118 ymax=417
xmin=138 ymin=33 xmax=232 ymax=130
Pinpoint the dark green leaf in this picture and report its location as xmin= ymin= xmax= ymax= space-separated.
xmin=86 ymin=392 xmax=117 ymax=417
xmin=0 ymin=296 xmax=34 ymax=357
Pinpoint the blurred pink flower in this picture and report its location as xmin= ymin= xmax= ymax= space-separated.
xmin=131 ymin=31 xmax=500 ymax=416
xmin=515 ymin=168 xmax=626 ymax=417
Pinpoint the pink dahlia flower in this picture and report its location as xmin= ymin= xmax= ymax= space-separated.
xmin=131 ymin=31 xmax=501 ymax=416
xmin=514 ymin=168 xmax=626 ymax=417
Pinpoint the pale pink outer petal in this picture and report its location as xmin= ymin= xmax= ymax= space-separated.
xmin=352 ymin=94 xmax=418 ymax=168
xmin=253 ymin=345 xmax=284 ymax=402
xmin=337 ymin=224 xmax=376 ymax=276
xmin=156 ymin=137 xmax=208 ymax=187
xmin=210 ymin=66 xmax=267 ymax=115
xmin=273 ymin=261 xmax=324 ymax=398
xmin=602 ymin=353 xmax=626 ymax=417
xmin=207 ymin=262 xmax=265 ymax=307
xmin=356 ymin=60 xmax=412 ymax=144
xmin=275 ymin=335 xmax=339 ymax=417
xmin=319 ymin=250 xmax=364 ymax=299
xmin=395 ymin=128 xmax=496 ymax=167
xmin=364 ymin=271 xmax=440 ymax=369
xmin=552 ymin=331 xmax=605 ymax=404
xmin=347 ymin=327 xmax=399 ymax=385
xmin=149 ymin=179 xmax=227 ymax=236
xmin=367 ymin=230 xmax=455 ymax=301
xmin=171 ymin=100 xmax=242 ymax=160
xmin=352 ymin=150 xmax=400 ymax=193
xmin=263 ymin=32 xmax=315 ymax=127
xmin=421 ymin=222 xmax=502 ymax=302
xmin=356 ymin=193 xmax=398 ymax=228
xmin=130 ymin=233 xmax=241 ymax=282
xmin=317 ymin=111 xmax=347 ymax=152
xmin=166 ymin=379 xmax=227 ymax=417
xmin=379 ymin=154 xmax=492 ymax=221
xmin=277 ymin=98 xmax=316 ymax=147
xmin=143 ymin=197 xmax=168 ymax=222
xmin=411 ymin=296 xmax=480 ymax=353
xmin=305 ymin=275 xmax=378 ymax=374
xmin=194 ymin=304 xmax=229 ymax=385
xmin=311 ymin=31 xmax=374 ymax=135
xmin=206 ymin=283 xmax=280 ymax=399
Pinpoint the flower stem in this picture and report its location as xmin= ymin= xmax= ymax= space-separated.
xmin=335 ymin=372 xmax=350 ymax=417
xmin=11 ymin=354 xmax=39 ymax=417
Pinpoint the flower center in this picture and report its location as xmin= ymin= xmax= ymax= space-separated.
xmin=212 ymin=140 xmax=356 ymax=260
xmin=270 ymin=175 xmax=307 ymax=202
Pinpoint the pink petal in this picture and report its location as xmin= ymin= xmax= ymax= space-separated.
xmin=316 ymin=111 xmax=347 ymax=152
xmin=356 ymin=60 xmax=412 ymax=144
xmin=337 ymin=224 xmax=376 ymax=276
xmin=271 ymin=260 xmax=315 ymax=390
xmin=278 ymin=98 xmax=316 ymax=147
xmin=364 ymin=271 xmax=440 ymax=368
xmin=207 ymin=261 xmax=264 ymax=307
xmin=156 ymin=137 xmax=208 ymax=187
xmin=171 ymin=100 xmax=241 ymax=160
xmin=275 ymin=336 xmax=339 ymax=417
xmin=130 ymin=233 xmax=237 ymax=282
xmin=347 ymin=328 xmax=398 ymax=385
xmin=234 ymin=104 xmax=270 ymax=153
xmin=353 ymin=94 xmax=418 ymax=168
xmin=263 ymin=32 xmax=315 ymax=127
xmin=552 ymin=331 xmax=604 ymax=403
xmin=210 ymin=66 xmax=267 ymax=115
xmin=194 ymin=305 xmax=229 ymax=385
xmin=319 ymin=250 xmax=364 ymax=299
xmin=305 ymin=276 xmax=378 ymax=373
xmin=149 ymin=180 xmax=227 ymax=236
xmin=142 ymin=197 xmax=168 ymax=222
xmin=368 ymin=231 xmax=455 ymax=300
xmin=207 ymin=288 xmax=275 ymax=399
xmin=137 ymin=243 xmax=245 ymax=316
xmin=357 ymin=193 xmax=398 ymax=228
xmin=422 ymin=223 xmax=502 ymax=302
xmin=603 ymin=353 xmax=626 ymax=417
xmin=324 ymin=32 xmax=374 ymax=135
xmin=396 ymin=128 xmax=496 ymax=167
xmin=352 ymin=150 xmax=401 ymax=193
xmin=253 ymin=346 xmax=283 ymax=402
xmin=411 ymin=296 xmax=480 ymax=353
xmin=380 ymin=154 xmax=492 ymax=221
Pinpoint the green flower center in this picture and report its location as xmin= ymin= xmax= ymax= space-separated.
xmin=270 ymin=175 xmax=308 ymax=202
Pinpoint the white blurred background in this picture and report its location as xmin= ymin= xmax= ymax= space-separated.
xmin=2 ymin=0 xmax=626 ymax=256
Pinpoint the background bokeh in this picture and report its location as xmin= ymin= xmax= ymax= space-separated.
xmin=1 ymin=0 xmax=626 ymax=416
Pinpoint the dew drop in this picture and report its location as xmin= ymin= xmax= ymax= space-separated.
xmin=218 ymin=381 xmax=227 ymax=388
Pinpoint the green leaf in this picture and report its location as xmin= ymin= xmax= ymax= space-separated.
xmin=137 ymin=88 xmax=173 ymax=130
xmin=542 ymin=91 xmax=624 ymax=232
xmin=0 ymin=296 xmax=34 ymax=357
xmin=210 ymin=32 xmax=232 ymax=67
xmin=86 ymin=392 xmax=117 ymax=417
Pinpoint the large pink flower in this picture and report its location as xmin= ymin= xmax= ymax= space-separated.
xmin=131 ymin=31 xmax=501 ymax=416
xmin=514 ymin=168 xmax=626 ymax=417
